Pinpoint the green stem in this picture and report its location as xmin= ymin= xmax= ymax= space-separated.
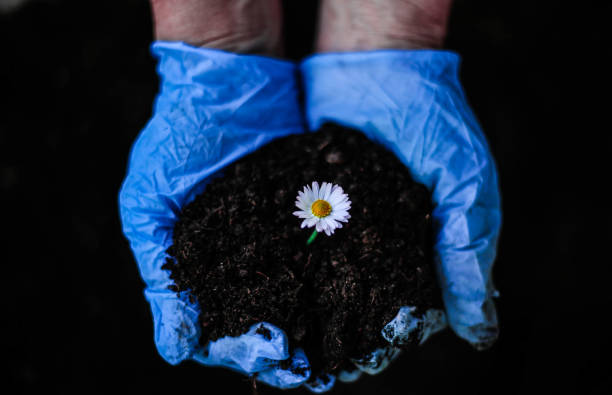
xmin=306 ymin=230 xmax=318 ymax=245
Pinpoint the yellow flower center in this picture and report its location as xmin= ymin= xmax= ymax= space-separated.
xmin=311 ymin=199 xmax=332 ymax=218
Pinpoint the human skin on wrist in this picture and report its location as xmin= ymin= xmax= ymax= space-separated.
xmin=316 ymin=0 xmax=454 ymax=52
xmin=149 ymin=0 xmax=283 ymax=55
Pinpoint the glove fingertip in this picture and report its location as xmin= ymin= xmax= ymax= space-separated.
xmin=153 ymin=315 xmax=198 ymax=365
xmin=457 ymin=323 xmax=499 ymax=351
xmin=247 ymin=322 xmax=290 ymax=360
xmin=351 ymin=347 xmax=401 ymax=375
xmin=304 ymin=373 xmax=336 ymax=393
xmin=447 ymin=297 xmax=499 ymax=350
xmin=381 ymin=306 xmax=420 ymax=346
xmin=147 ymin=290 xmax=201 ymax=365
xmin=256 ymin=348 xmax=311 ymax=389
xmin=337 ymin=368 xmax=362 ymax=383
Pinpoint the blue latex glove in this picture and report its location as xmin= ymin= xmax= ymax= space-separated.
xmin=301 ymin=50 xmax=502 ymax=391
xmin=119 ymin=42 xmax=311 ymax=389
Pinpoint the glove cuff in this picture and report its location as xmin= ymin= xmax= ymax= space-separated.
xmin=153 ymin=41 xmax=304 ymax=136
xmin=301 ymin=50 xmax=461 ymax=134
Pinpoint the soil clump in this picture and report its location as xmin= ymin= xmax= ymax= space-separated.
xmin=163 ymin=123 xmax=442 ymax=376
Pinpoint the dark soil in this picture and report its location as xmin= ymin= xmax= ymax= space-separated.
xmin=163 ymin=123 xmax=442 ymax=376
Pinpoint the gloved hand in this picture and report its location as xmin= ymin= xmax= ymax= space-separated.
xmin=119 ymin=41 xmax=311 ymax=389
xmin=300 ymin=50 xmax=502 ymax=391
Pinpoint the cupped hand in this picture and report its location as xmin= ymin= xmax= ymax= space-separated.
xmin=119 ymin=42 xmax=309 ymax=389
xmin=301 ymin=49 xmax=502 ymax=391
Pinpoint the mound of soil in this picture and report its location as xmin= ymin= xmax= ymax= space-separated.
xmin=163 ymin=123 xmax=442 ymax=377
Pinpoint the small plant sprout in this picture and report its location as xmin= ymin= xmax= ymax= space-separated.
xmin=293 ymin=181 xmax=351 ymax=245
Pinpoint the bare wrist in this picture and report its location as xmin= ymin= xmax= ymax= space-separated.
xmin=150 ymin=0 xmax=282 ymax=55
xmin=316 ymin=0 xmax=453 ymax=52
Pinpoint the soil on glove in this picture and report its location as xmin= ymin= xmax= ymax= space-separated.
xmin=163 ymin=123 xmax=442 ymax=376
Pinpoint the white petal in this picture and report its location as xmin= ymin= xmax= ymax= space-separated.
xmin=332 ymin=196 xmax=349 ymax=207
xmin=332 ymin=206 xmax=351 ymax=213
xmin=316 ymin=219 xmax=325 ymax=232
xmin=295 ymin=197 xmax=309 ymax=210
xmin=331 ymin=185 xmax=344 ymax=196
xmin=302 ymin=217 xmax=318 ymax=229
xmin=304 ymin=187 xmax=314 ymax=203
xmin=319 ymin=218 xmax=332 ymax=235
xmin=296 ymin=198 xmax=309 ymax=211
xmin=327 ymin=219 xmax=342 ymax=230
xmin=324 ymin=217 xmax=337 ymax=231
xmin=332 ymin=212 xmax=350 ymax=222
xmin=329 ymin=211 xmax=344 ymax=220
xmin=332 ymin=208 xmax=349 ymax=215
xmin=312 ymin=181 xmax=320 ymax=200
xmin=320 ymin=182 xmax=329 ymax=200
xmin=322 ymin=182 xmax=332 ymax=201
xmin=337 ymin=196 xmax=350 ymax=203
xmin=334 ymin=195 xmax=349 ymax=203
xmin=336 ymin=199 xmax=351 ymax=207
xmin=293 ymin=210 xmax=313 ymax=219
xmin=328 ymin=188 xmax=345 ymax=205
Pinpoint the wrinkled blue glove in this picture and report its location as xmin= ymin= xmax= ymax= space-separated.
xmin=300 ymin=50 xmax=502 ymax=392
xmin=119 ymin=42 xmax=311 ymax=389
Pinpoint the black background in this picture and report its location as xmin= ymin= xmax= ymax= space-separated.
xmin=1 ymin=0 xmax=610 ymax=394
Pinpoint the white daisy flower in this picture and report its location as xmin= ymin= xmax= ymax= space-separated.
xmin=293 ymin=181 xmax=351 ymax=236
